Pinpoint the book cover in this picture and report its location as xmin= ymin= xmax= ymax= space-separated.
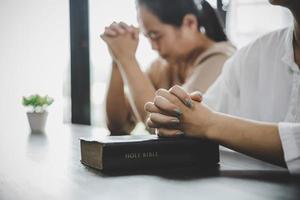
xmin=80 ymin=134 xmax=219 ymax=171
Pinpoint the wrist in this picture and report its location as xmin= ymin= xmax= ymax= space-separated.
xmin=116 ymin=54 xmax=137 ymax=66
xmin=204 ymin=111 xmax=220 ymax=140
xmin=112 ymin=60 xmax=118 ymax=68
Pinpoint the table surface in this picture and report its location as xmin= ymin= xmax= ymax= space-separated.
xmin=1 ymin=114 xmax=300 ymax=200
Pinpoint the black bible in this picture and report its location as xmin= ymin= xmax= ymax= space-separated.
xmin=80 ymin=134 xmax=219 ymax=171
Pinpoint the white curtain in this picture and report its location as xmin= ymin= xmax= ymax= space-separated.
xmin=0 ymin=0 xmax=69 ymax=126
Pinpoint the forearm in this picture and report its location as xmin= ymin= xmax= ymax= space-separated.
xmin=117 ymin=57 xmax=156 ymax=123
xmin=106 ymin=62 xmax=134 ymax=133
xmin=207 ymin=112 xmax=286 ymax=167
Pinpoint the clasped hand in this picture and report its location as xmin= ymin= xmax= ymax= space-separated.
xmin=144 ymin=85 xmax=215 ymax=138
xmin=100 ymin=22 xmax=139 ymax=64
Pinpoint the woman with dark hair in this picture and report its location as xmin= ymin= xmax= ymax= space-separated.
xmin=101 ymin=0 xmax=235 ymax=134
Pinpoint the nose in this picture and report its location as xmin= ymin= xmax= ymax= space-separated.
xmin=150 ymin=40 xmax=159 ymax=51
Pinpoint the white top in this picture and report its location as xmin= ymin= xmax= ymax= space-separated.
xmin=203 ymin=26 xmax=300 ymax=174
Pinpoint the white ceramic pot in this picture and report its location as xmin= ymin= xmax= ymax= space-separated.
xmin=27 ymin=111 xmax=48 ymax=133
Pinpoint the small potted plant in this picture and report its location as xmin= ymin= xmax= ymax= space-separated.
xmin=22 ymin=94 xmax=54 ymax=133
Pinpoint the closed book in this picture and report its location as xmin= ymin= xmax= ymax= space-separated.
xmin=80 ymin=134 xmax=219 ymax=171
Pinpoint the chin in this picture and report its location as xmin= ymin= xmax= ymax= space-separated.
xmin=164 ymin=57 xmax=176 ymax=64
xmin=164 ymin=58 xmax=173 ymax=64
xmin=161 ymin=55 xmax=170 ymax=61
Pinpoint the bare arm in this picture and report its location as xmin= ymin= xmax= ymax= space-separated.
xmin=116 ymin=56 xmax=156 ymax=123
xmin=105 ymin=61 xmax=136 ymax=134
xmin=101 ymin=23 xmax=156 ymax=125
xmin=208 ymin=113 xmax=285 ymax=167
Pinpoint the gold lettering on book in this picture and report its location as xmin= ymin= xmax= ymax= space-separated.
xmin=125 ymin=153 xmax=140 ymax=159
xmin=125 ymin=152 xmax=158 ymax=159
xmin=142 ymin=152 xmax=158 ymax=158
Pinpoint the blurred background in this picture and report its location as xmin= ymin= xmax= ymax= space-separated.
xmin=0 ymin=0 xmax=292 ymax=130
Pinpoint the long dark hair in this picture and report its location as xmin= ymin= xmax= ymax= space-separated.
xmin=136 ymin=0 xmax=227 ymax=42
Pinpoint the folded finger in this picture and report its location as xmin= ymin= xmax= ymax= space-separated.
xmin=119 ymin=22 xmax=133 ymax=33
xmin=146 ymin=118 xmax=171 ymax=130
xmin=146 ymin=118 xmax=158 ymax=128
xmin=131 ymin=25 xmax=140 ymax=39
xmin=103 ymin=27 xmax=117 ymax=37
xmin=149 ymin=113 xmax=180 ymax=129
xmin=144 ymin=102 xmax=161 ymax=113
xmin=153 ymin=96 xmax=182 ymax=117
xmin=156 ymin=128 xmax=184 ymax=137
xmin=109 ymin=22 xmax=126 ymax=34
xmin=169 ymin=85 xmax=193 ymax=108
xmin=155 ymin=88 xmax=187 ymax=110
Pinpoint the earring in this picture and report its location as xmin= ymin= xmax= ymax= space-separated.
xmin=200 ymin=26 xmax=206 ymax=34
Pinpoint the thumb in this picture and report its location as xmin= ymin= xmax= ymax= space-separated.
xmin=189 ymin=91 xmax=203 ymax=103
xmin=131 ymin=25 xmax=140 ymax=40
xmin=100 ymin=33 xmax=106 ymax=41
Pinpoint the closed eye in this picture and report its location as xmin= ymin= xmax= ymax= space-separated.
xmin=147 ymin=32 xmax=162 ymax=41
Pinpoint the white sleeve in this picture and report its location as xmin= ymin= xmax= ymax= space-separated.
xmin=278 ymin=122 xmax=300 ymax=175
xmin=203 ymin=54 xmax=240 ymax=115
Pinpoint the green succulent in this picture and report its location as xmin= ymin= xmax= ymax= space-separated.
xmin=22 ymin=94 xmax=54 ymax=112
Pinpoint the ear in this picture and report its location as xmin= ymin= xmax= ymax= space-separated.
xmin=181 ymin=14 xmax=198 ymax=31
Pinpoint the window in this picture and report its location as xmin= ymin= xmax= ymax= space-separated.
xmin=0 ymin=0 xmax=69 ymax=125
xmin=227 ymin=0 xmax=293 ymax=48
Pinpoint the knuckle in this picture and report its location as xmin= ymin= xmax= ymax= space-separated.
xmin=153 ymin=96 xmax=160 ymax=105
xmin=149 ymin=113 xmax=155 ymax=121
xmin=146 ymin=118 xmax=153 ymax=127
xmin=144 ymin=102 xmax=150 ymax=111
xmin=183 ymin=93 xmax=189 ymax=99
xmin=171 ymin=85 xmax=180 ymax=91
xmin=155 ymin=88 xmax=165 ymax=95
